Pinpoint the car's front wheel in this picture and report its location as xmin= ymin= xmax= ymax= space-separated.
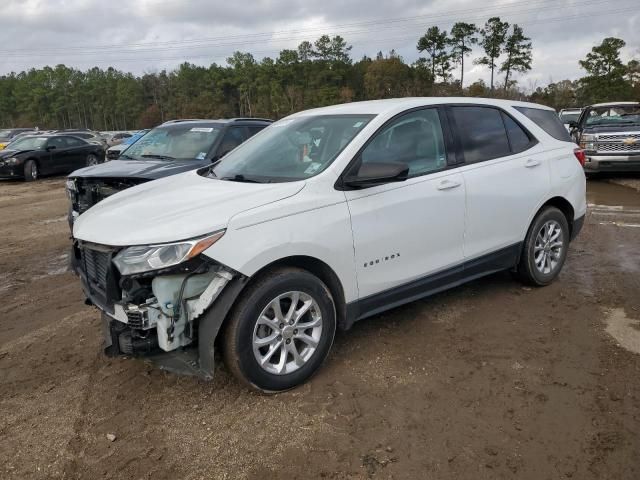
xmin=222 ymin=267 xmax=336 ymax=392
xmin=516 ymin=206 xmax=570 ymax=286
xmin=23 ymin=160 xmax=38 ymax=181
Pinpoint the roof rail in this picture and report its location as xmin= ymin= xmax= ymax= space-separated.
xmin=230 ymin=117 xmax=274 ymax=123
xmin=161 ymin=118 xmax=210 ymax=124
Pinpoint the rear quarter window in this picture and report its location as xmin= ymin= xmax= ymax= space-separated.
xmin=515 ymin=106 xmax=571 ymax=142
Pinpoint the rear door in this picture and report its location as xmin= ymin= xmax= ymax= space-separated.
xmin=448 ymin=105 xmax=550 ymax=263
xmin=344 ymin=107 xmax=466 ymax=300
xmin=64 ymin=136 xmax=90 ymax=170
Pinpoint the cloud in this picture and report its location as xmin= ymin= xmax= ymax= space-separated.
xmin=0 ymin=0 xmax=637 ymax=88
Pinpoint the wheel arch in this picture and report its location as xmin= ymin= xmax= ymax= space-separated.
xmin=537 ymin=196 xmax=575 ymax=237
xmin=248 ymin=255 xmax=348 ymax=329
xmin=198 ymin=255 xmax=348 ymax=380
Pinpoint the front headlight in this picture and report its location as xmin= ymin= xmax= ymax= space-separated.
xmin=4 ymin=157 xmax=20 ymax=166
xmin=580 ymin=134 xmax=597 ymax=151
xmin=112 ymin=230 xmax=225 ymax=275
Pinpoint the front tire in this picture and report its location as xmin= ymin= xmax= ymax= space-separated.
xmin=222 ymin=267 xmax=336 ymax=392
xmin=23 ymin=160 xmax=38 ymax=181
xmin=516 ymin=206 xmax=569 ymax=286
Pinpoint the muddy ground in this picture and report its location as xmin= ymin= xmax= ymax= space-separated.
xmin=1 ymin=177 xmax=639 ymax=480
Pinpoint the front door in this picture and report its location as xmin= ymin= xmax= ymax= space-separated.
xmin=44 ymin=137 xmax=75 ymax=174
xmin=344 ymin=108 xmax=466 ymax=300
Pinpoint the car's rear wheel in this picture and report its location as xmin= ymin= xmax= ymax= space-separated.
xmin=222 ymin=267 xmax=336 ymax=392
xmin=23 ymin=160 xmax=38 ymax=182
xmin=516 ymin=206 xmax=569 ymax=286
xmin=86 ymin=154 xmax=99 ymax=166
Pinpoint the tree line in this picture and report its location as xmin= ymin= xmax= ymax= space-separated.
xmin=0 ymin=17 xmax=637 ymax=130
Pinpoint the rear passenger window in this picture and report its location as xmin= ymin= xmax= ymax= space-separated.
xmin=514 ymin=106 xmax=572 ymax=141
xmin=501 ymin=112 xmax=533 ymax=153
xmin=451 ymin=106 xmax=511 ymax=163
xmin=247 ymin=126 xmax=265 ymax=138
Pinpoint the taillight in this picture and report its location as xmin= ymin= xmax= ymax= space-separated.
xmin=574 ymin=148 xmax=586 ymax=167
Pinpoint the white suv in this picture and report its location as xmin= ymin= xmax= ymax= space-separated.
xmin=72 ymin=98 xmax=586 ymax=392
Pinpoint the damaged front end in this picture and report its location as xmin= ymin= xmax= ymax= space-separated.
xmin=71 ymin=233 xmax=244 ymax=379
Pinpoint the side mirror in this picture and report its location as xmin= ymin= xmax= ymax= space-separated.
xmin=343 ymin=162 xmax=409 ymax=188
xmin=568 ymin=121 xmax=578 ymax=129
xmin=46 ymin=145 xmax=56 ymax=151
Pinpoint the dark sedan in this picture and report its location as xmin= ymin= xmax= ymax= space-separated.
xmin=0 ymin=134 xmax=105 ymax=181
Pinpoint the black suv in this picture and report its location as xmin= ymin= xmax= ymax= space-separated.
xmin=66 ymin=118 xmax=272 ymax=224
xmin=569 ymin=102 xmax=640 ymax=174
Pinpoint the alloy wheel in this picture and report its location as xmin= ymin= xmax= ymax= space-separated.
xmin=252 ymin=291 xmax=323 ymax=375
xmin=534 ymin=220 xmax=564 ymax=275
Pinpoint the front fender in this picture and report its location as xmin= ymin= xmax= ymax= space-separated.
xmin=197 ymin=275 xmax=248 ymax=379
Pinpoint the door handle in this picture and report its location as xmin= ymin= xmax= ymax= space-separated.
xmin=437 ymin=179 xmax=461 ymax=190
xmin=525 ymin=158 xmax=541 ymax=168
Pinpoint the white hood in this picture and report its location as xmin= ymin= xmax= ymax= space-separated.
xmin=73 ymin=170 xmax=305 ymax=246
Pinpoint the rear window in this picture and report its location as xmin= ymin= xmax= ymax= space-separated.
xmin=515 ymin=106 xmax=571 ymax=141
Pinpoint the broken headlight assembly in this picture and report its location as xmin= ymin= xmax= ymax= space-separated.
xmin=113 ymin=230 xmax=225 ymax=275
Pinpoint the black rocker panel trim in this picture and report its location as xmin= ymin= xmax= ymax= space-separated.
xmin=345 ymin=243 xmax=522 ymax=327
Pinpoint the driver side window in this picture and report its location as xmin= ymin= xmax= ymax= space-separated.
xmin=358 ymin=109 xmax=447 ymax=178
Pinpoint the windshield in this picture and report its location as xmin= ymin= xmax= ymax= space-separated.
xmin=7 ymin=136 xmax=47 ymax=150
xmin=559 ymin=112 xmax=580 ymax=123
xmin=212 ymin=115 xmax=374 ymax=183
xmin=585 ymin=105 xmax=640 ymax=127
xmin=123 ymin=131 xmax=147 ymax=145
xmin=124 ymin=125 xmax=221 ymax=161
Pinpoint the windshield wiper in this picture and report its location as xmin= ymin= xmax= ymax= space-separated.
xmin=141 ymin=154 xmax=176 ymax=160
xmin=221 ymin=174 xmax=264 ymax=183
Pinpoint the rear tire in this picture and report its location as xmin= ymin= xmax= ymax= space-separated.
xmin=86 ymin=154 xmax=99 ymax=166
xmin=516 ymin=206 xmax=569 ymax=286
xmin=23 ymin=160 xmax=38 ymax=182
xmin=222 ymin=267 xmax=336 ymax=393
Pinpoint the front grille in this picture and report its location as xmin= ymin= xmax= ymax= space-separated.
xmin=82 ymin=247 xmax=111 ymax=296
xmin=597 ymin=143 xmax=640 ymax=154
xmin=598 ymin=132 xmax=640 ymax=141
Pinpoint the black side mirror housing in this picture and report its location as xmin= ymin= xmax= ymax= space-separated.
xmin=568 ymin=121 xmax=578 ymax=129
xmin=343 ymin=162 xmax=409 ymax=189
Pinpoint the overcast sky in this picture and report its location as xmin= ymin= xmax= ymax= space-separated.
xmin=1 ymin=0 xmax=638 ymax=90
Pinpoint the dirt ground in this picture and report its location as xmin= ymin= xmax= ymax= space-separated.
xmin=1 ymin=176 xmax=639 ymax=480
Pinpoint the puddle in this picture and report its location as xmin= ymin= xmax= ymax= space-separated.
xmin=32 ymin=253 xmax=70 ymax=279
xmin=35 ymin=215 xmax=67 ymax=225
xmin=587 ymin=182 xmax=640 ymax=209
xmin=598 ymin=221 xmax=640 ymax=228
xmin=604 ymin=308 xmax=640 ymax=355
